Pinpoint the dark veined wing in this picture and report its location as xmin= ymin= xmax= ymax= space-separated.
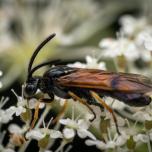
xmin=57 ymin=68 xmax=152 ymax=93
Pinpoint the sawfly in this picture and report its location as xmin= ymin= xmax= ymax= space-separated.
xmin=23 ymin=33 xmax=152 ymax=134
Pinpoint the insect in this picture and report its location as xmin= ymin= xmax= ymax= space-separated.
xmin=24 ymin=33 xmax=152 ymax=134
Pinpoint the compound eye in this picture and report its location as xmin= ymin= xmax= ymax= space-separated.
xmin=24 ymin=84 xmax=37 ymax=98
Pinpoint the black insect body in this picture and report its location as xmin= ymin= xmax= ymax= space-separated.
xmin=24 ymin=33 xmax=152 ymax=134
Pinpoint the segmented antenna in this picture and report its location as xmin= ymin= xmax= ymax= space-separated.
xmin=28 ymin=59 xmax=61 ymax=78
xmin=27 ymin=33 xmax=56 ymax=79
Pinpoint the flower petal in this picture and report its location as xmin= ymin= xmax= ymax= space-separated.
xmin=50 ymin=130 xmax=63 ymax=139
xmin=85 ymin=139 xmax=106 ymax=150
xmin=8 ymin=124 xmax=22 ymax=134
xmin=63 ymin=128 xmax=75 ymax=139
xmin=26 ymin=130 xmax=45 ymax=140
xmin=77 ymin=129 xmax=96 ymax=140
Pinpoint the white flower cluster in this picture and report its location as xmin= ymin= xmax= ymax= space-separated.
xmin=0 ymin=83 xmax=98 ymax=152
xmin=68 ymin=55 xmax=106 ymax=70
xmin=99 ymin=15 xmax=152 ymax=61
xmin=86 ymin=131 xmax=129 ymax=150
xmin=60 ymin=118 xmax=95 ymax=140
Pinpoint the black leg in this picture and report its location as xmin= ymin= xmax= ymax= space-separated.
xmin=38 ymin=92 xmax=54 ymax=103
xmin=40 ymin=98 xmax=54 ymax=103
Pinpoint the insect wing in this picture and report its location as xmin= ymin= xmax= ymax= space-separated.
xmin=57 ymin=68 xmax=152 ymax=93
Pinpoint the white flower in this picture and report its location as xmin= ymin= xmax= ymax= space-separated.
xmin=8 ymin=124 xmax=25 ymax=134
xmin=119 ymin=15 xmax=147 ymax=36
xmin=85 ymin=56 xmax=106 ymax=69
xmin=26 ymin=119 xmax=62 ymax=140
xmin=0 ymin=106 xmax=26 ymax=123
xmin=99 ymin=15 xmax=152 ymax=62
xmin=0 ymin=100 xmax=22 ymax=123
xmin=0 ymin=109 xmax=13 ymax=123
xmin=26 ymin=128 xmax=62 ymax=141
xmin=6 ymin=106 xmax=26 ymax=117
xmin=137 ymin=32 xmax=152 ymax=51
xmin=50 ymin=129 xmax=62 ymax=139
xmin=60 ymin=118 xmax=96 ymax=140
xmin=115 ymin=132 xmax=129 ymax=146
xmin=84 ymin=113 xmax=95 ymax=121
xmin=12 ymin=88 xmax=45 ymax=109
xmin=11 ymin=89 xmax=27 ymax=109
xmin=26 ymin=129 xmax=45 ymax=140
xmin=133 ymin=134 xmax=149 ymax=143
xmin=15 ymin=106 xmax=26 ymax=116
xmin=0 ymin=98 xmax=13 ymax=123
xmin=0 ymin=105 xmax=26 ymax=124
xmin=106 ymin=132 xmax=129 ymax=148
xmin=133 ymin=111 xmax=152 ymax=121
xmin=68 ymin=62 xmax=86 ymax=68
xmin=28 ymin=98 xmax=45 ymax=109
xmin=63 ymin=128 xmax=75 ymax=139
xmin=86 ymin=131 xmax=129 ymax=150
xmin=85 ymin=139 xmax=106 ymax=150
xmin=144 ymin=37 xmax=152 ymax=51
xmin=77 ymin=128 xmax=96 ymax=139
xmin=11 ymin=89 xmax=45 ymax=118
xmin=99 ymin=37 xmax=139 ymax=60
xmin=68 ymin=55 xmax=106 ymax=70
xmin=106 ymin=141 xmax=116 ymax=149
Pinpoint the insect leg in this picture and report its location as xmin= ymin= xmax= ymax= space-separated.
xmin=68 ymin=91 xmax=96 ymax=121
xmin=30 ymin=96 xmax=53 ymax=129
xmin=37 ymin=92 xmax=54 ymax=103
xmin=52 ymin=101 xmax=68 ymax=124
xmin=35 ymin=92 xmax=54 ymax=103
xmin=90 ymin=91 xmax=121 ymax=135
xmin=30 ymin=101 xmax=40 ymax=129
xmin=39 ymin=98 xmax=53 ymax=103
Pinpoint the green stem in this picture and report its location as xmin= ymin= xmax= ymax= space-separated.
xmin=35 ymin=106 xmax=51 ymax=129
xmin=55 ymin=140 xmax=67 ymax=152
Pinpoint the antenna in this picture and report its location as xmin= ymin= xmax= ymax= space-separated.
xmin=28 ymin=33 xmax=56 ymax=77
xmin=28 ymin=59 xmax=61 ymax=78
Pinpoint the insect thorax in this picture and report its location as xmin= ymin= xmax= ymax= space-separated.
xmin=41 ymin=66 xmax=75 ymax=99
xmin=43 ymin=65 xmax=75 ymax=78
